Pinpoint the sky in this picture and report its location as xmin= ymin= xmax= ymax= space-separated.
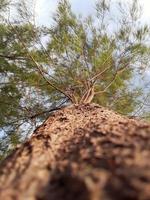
xmin=35 ymin=0 xmax=95 ymax=25
xmin=35 ymin=0 xmax=150 ymax=26
xmin=34 ymin=0 xmax=150 ymax=77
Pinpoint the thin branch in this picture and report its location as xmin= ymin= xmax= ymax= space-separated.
xmin=95 ymin=73 xmax=117 ymax=94
xmin=0 ymin=53 xmax=25 ymax=60
xmin=29 ymin=98 xmax=68 ymax=119
xmin=89 ymin=42 xmax=141 ymax=84
xmin=6 ymin=21 xmax=73 ymax=103
xmin=95 ymin=61 xmax=130 ymax=95
xmin=14 ymin=1 xmax=61 ymax=83
xmin=82 ymin=42 xmax=90 ymax=74
xmin=4 ymin=98 xmax=68 ymax=128
xmin=132 ymin=94 xmax=150 ymax=117
xmin=90 ymin=64 xmax=112 ymax=83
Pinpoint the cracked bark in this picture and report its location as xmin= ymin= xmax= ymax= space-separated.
xmin=0 ymin=104 xmax=150 ymax=200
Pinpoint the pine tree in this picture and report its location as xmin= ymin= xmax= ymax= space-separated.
xmin=0 ymin=0 xmax=150 ymax=158
xmin=0 ymin=1 xmax=150 ymax=198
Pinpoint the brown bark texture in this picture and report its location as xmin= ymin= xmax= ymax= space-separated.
xmin=0 ymin=104 xmax=150 ymax=200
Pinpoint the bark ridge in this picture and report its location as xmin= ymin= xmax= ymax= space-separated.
xmin=0 ymin=104 xmax=150 ymax=200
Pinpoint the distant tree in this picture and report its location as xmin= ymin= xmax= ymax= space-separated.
xmin=0 ymin=0 xmax=150 ymax=159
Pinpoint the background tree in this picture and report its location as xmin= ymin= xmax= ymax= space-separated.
xmin=0 ymin=0 xmax=150 ymax=159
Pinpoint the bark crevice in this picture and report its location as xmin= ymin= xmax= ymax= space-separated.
xmin=0 ymin=104 xmax=150 ymax=200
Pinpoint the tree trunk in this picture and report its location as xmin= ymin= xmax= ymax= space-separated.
xmin=0 ymin=104 xmax=150 ymax=200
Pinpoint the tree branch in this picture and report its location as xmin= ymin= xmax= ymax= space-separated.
xmin=7 ymin=22 xmax=74 ymax=103
xmin=95 ymin=62 xmax=130 ymax=95
xmin=0 ymin=54 xmax=25 ymax=60
xmin=29 ymin=98 xmax=68 ymax=119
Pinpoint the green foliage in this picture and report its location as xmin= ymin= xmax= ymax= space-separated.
xmin=0 ymin=0 xmax=150 ymax=160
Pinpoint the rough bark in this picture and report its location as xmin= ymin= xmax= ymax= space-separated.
xmin=0 ymin=104 xmax=150 ymax=200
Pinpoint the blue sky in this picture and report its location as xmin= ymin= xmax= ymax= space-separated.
xmin=35 ymin=0 xmax=150 ymax=26
xmin=34 ymin=0 xmax=150 ymax=78
xmin=35 ymin=0 xmax=95 ymax=25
